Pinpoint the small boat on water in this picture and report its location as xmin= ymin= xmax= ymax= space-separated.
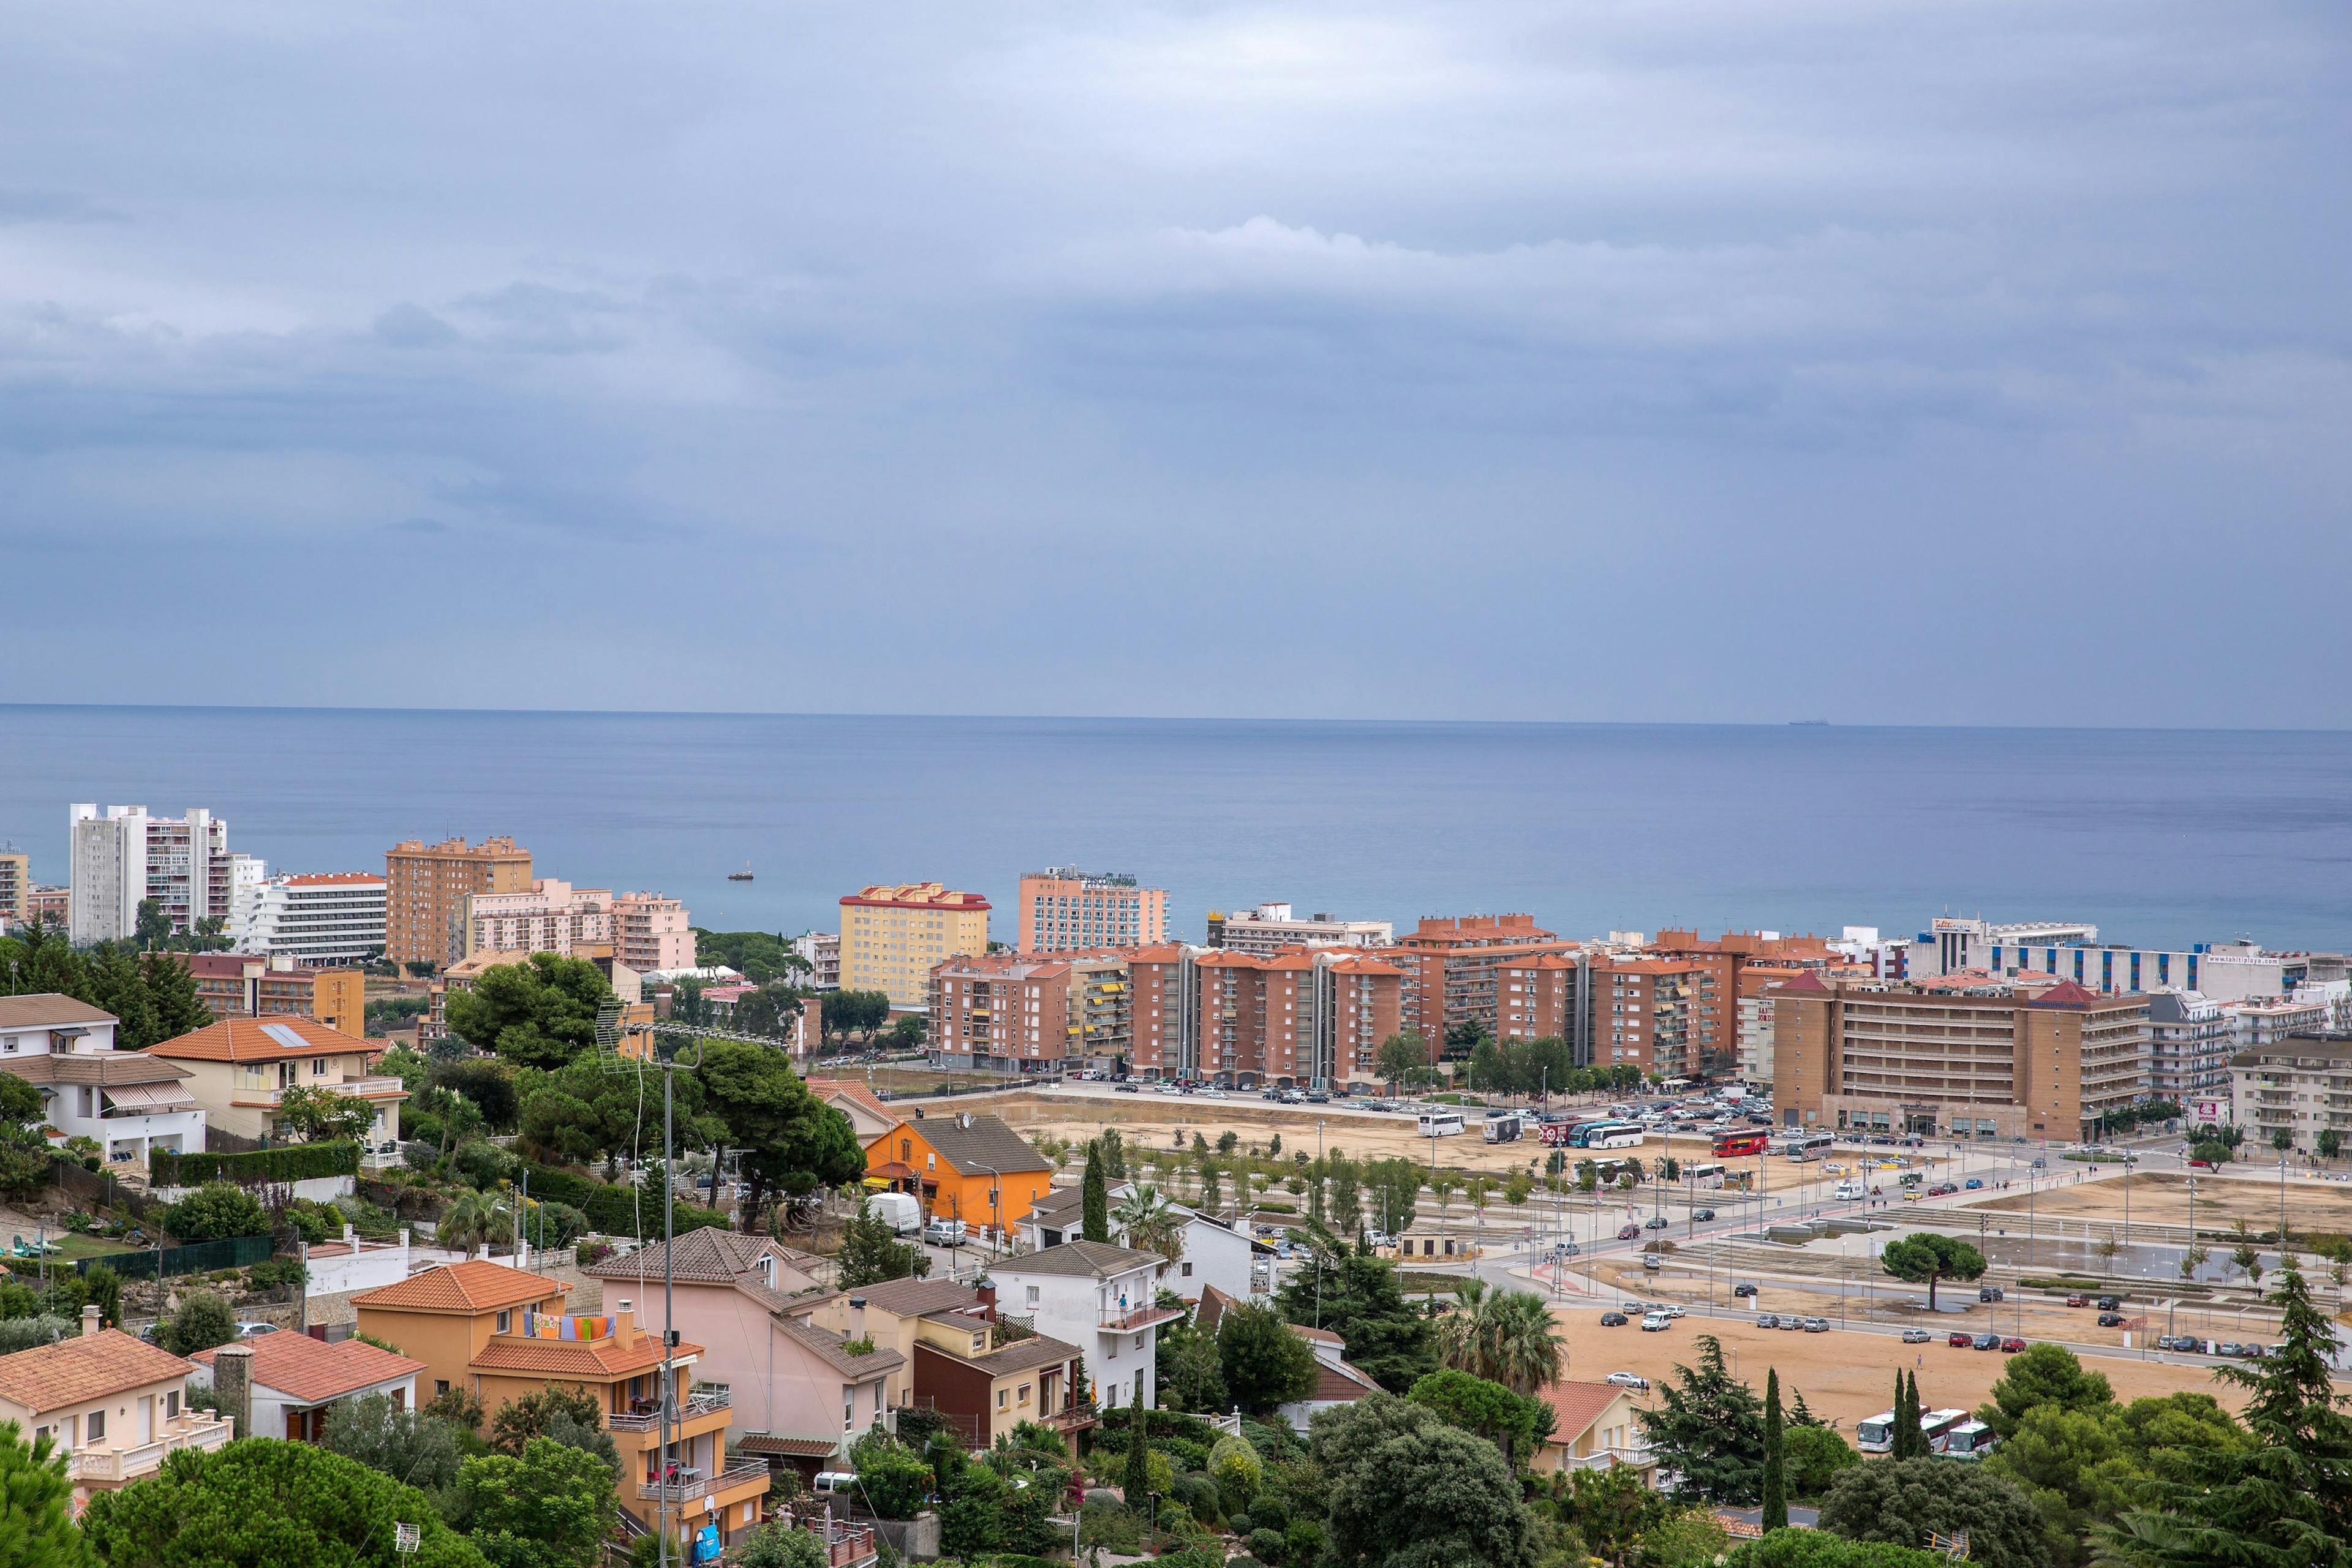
xmin=728 ymin=862 xmax=755 ymax=881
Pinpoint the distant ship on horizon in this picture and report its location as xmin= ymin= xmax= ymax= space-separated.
xmin=1789 ymin=719 xmax=1829 ymax=726
xmin=728 ymin=862 xmax=755 ymax=881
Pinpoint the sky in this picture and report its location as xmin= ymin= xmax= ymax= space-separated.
xmin=2 ymin=1 xmax=2346 ymax=726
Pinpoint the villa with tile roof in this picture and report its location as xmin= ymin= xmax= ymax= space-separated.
xmin=1534 ymin=1379 xmax=1654 ymax=1483
xmin=866 ymin=1110 xmax=1054 ymax=1241
xmin=0 ymin=993 xmax=206 ymax=1166
xmin=190 ymin=1331 xmax=425 ymax=1441
xmin=0 ymin=1307 xmax=233 ymax=1510
xmin=146 ymin=1014 xmax=407 ymax=1155
xmin=809 ymin=1278 xmax=1093 ymax=1452
xmin=986 ymin=1240 xmax=1177 ymax=1412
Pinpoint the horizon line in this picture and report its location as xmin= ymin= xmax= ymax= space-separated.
xmin=2 ymin=699 xmax=2348 ymax=737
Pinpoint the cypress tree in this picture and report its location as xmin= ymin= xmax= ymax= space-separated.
xmin=1888 ymin=1370 xmax=1906 ymax=1458
xmin=1082 ymin=1142 xmax=1112 ymax=1243
xmin=1121 ymin=1381 xmax=1150 ymax=1505
xmin=1761 ymin=1368 xmax=1788 ymax=1531
xmin=1904 ymin=1370 xmax=1924 ymax=1459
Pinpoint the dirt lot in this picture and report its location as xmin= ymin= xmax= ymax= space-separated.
xmin=1966 ymin=1169 xmax=2352 ymax=1237
xmin=1551 ymin=1286 xmax=2260 ymax=1429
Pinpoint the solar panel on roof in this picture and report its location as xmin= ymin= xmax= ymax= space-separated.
xmin=261 ymin=1023 xmax=309 ymax=1050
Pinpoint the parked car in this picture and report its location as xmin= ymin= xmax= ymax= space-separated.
xmin=1605 ymin=1371 xmax=1650 ymax=1390
xmin=1617 ymin=1224 xmax=1642 ymax=1240
xmin=2097 ymin=1296 xmax=2122 ymax=1311
xmin=1600 ymin=1311 xmax=1629 ymax=1327
xmin=1641 ymin=1312 xmax=1672 ymax=1332
xmin=1972 ymin=1333 xmax=2000 ymax=1350
xmin=1964 ymin=1177 xmax=1985 ymax=1189
xmin=923 ymin=1219 xmax=968 ymax=1247
xmin=235 ymin=1322 xmax=275 ymax=1338
xmin=1979 ymin=1286 xmax=2005 ymax=1302
xmin=2187 ymin=1156 xmax=2217 ymax=1170
xmin=1757 ymin=1314 xmax=1782 ymax=1330
xmin=1642 ymin=1254 xmax=1662 ymax=1271
xmin=1114 ymin=1082 xmax=1140 ymax=1093
xmin=2066 ymin=1294 xmax=2089 ymax=1307
xmin=1732 ymin=1283 xmax=1758 ymax=1298
xmin=1803 ymin=1317 xmax=1830 ymax=1333
xmin=2215 ymin=1341 xmax=2242 ymax=1357
xmin=1948 ymin=1332 xmax=1973 ymax=1348
xmin=2001 ymin=1336 xmax=2029 ymax=1353
xmin=1902 ymin=1327 xmax=1932 ymax=1343
xmin=2098 ymin=1312 xmax=2127 ymax=1327
xmin=1548 ymin=1240 xmax=1581 ymax=1257
xmin=1644 ymin=1216 xmax=1670 ymax=1230
xmin=1692 ymin=1207 xmax=1716 ymax=1221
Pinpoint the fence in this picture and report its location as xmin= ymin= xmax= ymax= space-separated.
xmin=75 ymin=1234 xmax=274 ymax=1280
xmin=48 ymin=1159 xmax=166 ymax=1224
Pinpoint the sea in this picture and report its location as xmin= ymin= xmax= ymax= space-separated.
xmin=2 ymin=705 xmax=2350 ymax=953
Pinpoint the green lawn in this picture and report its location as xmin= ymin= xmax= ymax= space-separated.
xmin=6 ymin=1232 xmax=142 ymax=1265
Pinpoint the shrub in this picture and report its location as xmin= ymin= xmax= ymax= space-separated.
xmin=1248 ymin=1527 xmax=1286 ymax=1563
xmin=159 ymin=1291 xmax=237 ymax=1356
xmin=164 ymin=1182 xmax=270 ymax=1242
xmin=246 ymin=1257 xmax=307 ymax=1291
xmin=0 ymin=1316 xmax=72 ymax=1354
xmin=152 ymin=1142 xmax=360 ymax=1188
xmin=1228 ymin=1513 xmax=1254 ymax=1537
xmin=1251 ymin=1496 xmax=1291 ymax=1532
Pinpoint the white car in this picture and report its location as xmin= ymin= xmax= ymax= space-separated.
xmin=1605 ymin=1371 xmax=1650 ymax=1390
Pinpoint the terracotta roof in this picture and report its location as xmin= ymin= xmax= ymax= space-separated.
xmin=1294 ymin=1324 xmax=1344 ymax=1347
xmin=1308 ymin=1357 xmax=1379 ymax=1403
xmin=773 ymin=1316 xmax=905 ymax=1380
xmin=0 ymin=995 xmax=117 ymax=1031
xmin=845 ymin=1278 xmax=982 ymax=1319
xmin=2026 ymin=979 xmax=2105 ymax=1008
xmin=583 ymin=1231 xmax=821 ymax=1287
xmin=1194 ymin=1283 xmax=1239 ymax=1333
xmin=472 ymin=1330 xmax=696 ymax=1380
xmin=0 ymin=1329 xmax=193 ymax=1413
xmin=966 ymin=1332 xmax=1085 ymax=1376
xmin=148 ymin=1015 xmax=372 ymax=1061
xmin=900 ymin=1112 xmax=1053 ymax=1177
xmin=1327 ymin=955 xmax=1404 ymax=976
xmin=192 ymin=1333 xmax=425 ymax=1404
xmin=1774 ymin=971 xmax=1834 ymax=996
xmin=842 ymin=884 xmax=989 ymax=911
xmin=352 ymin=1261 xmax=569 ymax=1315
xmin=1539 ymin=1380 xmax=1632 ymax=1444
xmin=735 ymin=1434 xmax=842 ymax=1458
xmin=1 ymin=1050 xmax=191 ymax=1088
xmin=992 ymin=1240 xmax=1161 ymax=1280
xmin=804 ymin=1079 xmax=893 ymax=1123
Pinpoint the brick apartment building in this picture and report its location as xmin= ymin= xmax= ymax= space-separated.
xmin=1384 ymin=915 xmax=1581 ymax=1059
xmin=182 ymin=954 xmax=366 ymax=1038
xmin=1772 ymin=971 xmax=2150 ymax=1142
xmin=1121 ymin=945 xmax=1402 ymax=1090
xmin=929 ymin=952 xmax=1132 ymax=1072
xmin=385 ymin=836 xmax=532 ymax=968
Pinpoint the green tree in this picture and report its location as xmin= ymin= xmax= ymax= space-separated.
xmin=1121 ymin=1382 xmax=1149 ymax=1506
xmin=1433 ymin=1280 xmax=1562 ymax=1394
xmin=736 ymin=1521 xmax=829 ymax=1568
xmin=1783 ymin=1424 xmax=1859 ymax=1501
xmin=1408 ymin=1370 xmax=1551 ymax=1465
xmin=1096 ymin=1127 xmax=1127 ymax=1177
xmin=1362 ymin=1157 xmax=1423 ymax=1240
xmin=163 ymin=1180 xmax=269 ymax=1242
xmin=443 ymin=1437 xmax=618 ymax=1568
xmin=81 ymin=1262 xmax=123 ymax=1329
xmin=1821 ymin=1458 xmax=2052 ymax=1568
xmin=1983 ymin=1403 xmax=2139 ymax=1565
xmin=435 ymin=1188 xmax=512 ymax=1253
xmin=444 ymin=953 xmax=611 ymax=1070
xmin=1082 ymin=1143 xmax=1112 ymax=1242
xmin=135 ymin=898 xmax=174 ymax=949
xmin=1879 ymin=1232 xmax=1986 ymax=1311
xmin=1313 ymin=1393 xmax=1540 ymax=1568
xmin=837 ymin=1193 xmax=930 ymax=1288
xmin=323 ymin=1390 xmax=464 ymax=1496
xmin=80 ymin=1438 xmax=489 ymax=1568
xmin=1208 ymin=1433 xmax=1264 ymax=1506
xmin=2100 ymin=1258 xmax=2352 ymax=1568
xmin=274 ymin=1082 xmax=379 ymax=1144
xmin=853 ymin=1442 xmax=934 ymax=1518
xmin=1728 ymin=1535 xmax=1948 ymax=1568
xmin=1156 ymin=1306 xmax=1229 ymax=1412
xmin=1114 ymin=1183 xmax=1185 ymax=1265
xmin=938 ymin=1462 xmax=1009 ymax=1558
xmin=486 ymin=1386 xmax=615 ymax=1471
xmin=694 ymin=1039 xmax=863 ymax=1231
xmin=1375 ymin=1032 xmax=1430 ymax=1095
xmin=1218 ymin=1301 xmax=1319 ymax=1415
xmin=0 ymin=1419 xmax=91 ymax=1568
xmin=1638 ymin=1334 xmax=1766 ymax=1504
xmin=1762 ymin=1368 xmax=1789 ymax=1532
xmin=1569 ymin=1460 xmax=1668 ymax=1568
xmin=1978 ymin=1343 xmax=2113 ymax=1439
xmin=159 ymin=1289 xmax=238 ymax=1356
xmin=1274 ymin=1234 xmax=1436 ymax=1392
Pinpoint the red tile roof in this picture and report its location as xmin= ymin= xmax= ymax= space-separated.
xmin=192 ymin=1333 xmax=425 ymax=1404
xmin=148 ymin=1015 xmax=372 ymax=1061
xmin=471 ymin=1331 xmax=696 ymax=1380
xmin=352 ymin=1261 xmax=568 ymax=1315
xmin=0 ymin=1330 xmax=193 ymax=1412
xmin=1774 ymin=971 xmax=1834 ymax=996
xmin=1539 ymin=1379 xmax=1634 ymax=1444
xmin=2026 ymin=979 xmax=2103 ymax=1008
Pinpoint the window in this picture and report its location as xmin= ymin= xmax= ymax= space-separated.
xmin=1018 ymin=1383 xmax=1031 ymax=1405
xmin=436 ymin=1381 xmax=450 ymax=1397
xmin=1180 ymin=1262 xmax=1193 ymax=1277
xmin=311 ymin=1058 xmax=328 ymax=1077
xmin=87 ymin=1409 xmax=105 ymax=1442
xmin=496 ymin=1310 xmax=511 ymax=1333
xmin=744 ymin=1502 xmax=757 ymax=1525
xmin=165 ymin=1390 xmax=179 ymax=1419
xmin=1025 ymin=1285 xmax=1039 ymax=1307
xmin=843 ymin=1393 xmax=854 ymax=1429
xmin=997 ymin=1389 xmax=1009 ymax=1409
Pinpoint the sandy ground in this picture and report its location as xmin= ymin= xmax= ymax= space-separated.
xmin=1964 ymin=1169 xmax=2352 ymax=1236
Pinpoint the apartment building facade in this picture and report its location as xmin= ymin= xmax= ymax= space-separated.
xmin=1206 ymin=903 xmax=1393 ymax=956
xmin=385 ymin=836 xmax=533 ymax=968
xmin=69 ymin=804 xmax=239 ymax=943
xmin=2147 ymin=990 xmax=2234 ymax=1102
xmin=1018 ymin=867 xmax=1167 ymax=953
xmin=181 ymin=954 xmax=364 ymax=1037
xmin=1119 ymin=944 xmax=1402 ymax=1089
xmin=1773 ymin=973 xmax=2150 ymax=1142
xmin=789 ymin=932 xmax=841 ymax=989
xmin=0 ymin=850 xmax=27 ymax=930
xmin=928 ymin=952 xmax=1125 ymax=1072
xmin=1385 ymin=914 xmax=1581 ymax=1058
xmin=840 ymin=884 xmax=989 ymax=1008
xmin=1910 ymin=918 xmax=2328 ymax=1003
xmin=228 ymin=872 xmax=388 ymax=967
xmin=2230 ymin=1031 xmax=2352 ymax=1156
xmin=461 ymin=878 xmax=611 ymax=960
xmin=611 ymin=891 xmax=696 ymax=972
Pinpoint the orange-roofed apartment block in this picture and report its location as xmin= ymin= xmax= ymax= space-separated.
xmin=840 ymin=884 xmax=989 ymax=1009
xmin=1385 ymin=915 xmax=1582 ymax=1065
xmin=355 ymin=1260 xmax=771 ymax=1553
xmin=146 ymin=1015 xmax=407 ymax=1159
xmin=1121 ymin=946 xmax=1402 ymax=1091
xmin=928 ymin=951 xmax=1133 ymax=1074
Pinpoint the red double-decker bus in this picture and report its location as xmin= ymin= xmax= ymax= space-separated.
xmin=1711 ymin=1128 xmax=1770 ymax=1159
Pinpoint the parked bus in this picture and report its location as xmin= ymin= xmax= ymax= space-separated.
xmin=1572 ymin=1121 xmax=1645 ymax=1150
xmin=1711 ymin=1128 xmax=1771 ymax=1158
xmin=1482 ymin=1112 xmax=1525 ymax=1144
xmin=1855 ymin=1410 xmax=1900 ymax=1455
xmin=1939 ymin=1420 xmax=1997 ymax=1461
xmin=1686 ymin=1163 xmax=1726 ymax=1190
xmin=1786 ymin=1133 xmax=1834 ymax=1161
xmin=1858 ymin=1408 xmax=1971 ymax=1455
xmin=1921 ymin=1409 xmax=1970 ymax=1452
xmin=1539 ymin=1121 xmax=1576 ymax=1147
xmin=1419 ymin=1110 xmax=1467 ymax=1138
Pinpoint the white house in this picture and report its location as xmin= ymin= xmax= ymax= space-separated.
xmin=1017 ymin=1182 xmax=1269 ymax=1304
xmin=1195 ymin=1286 xmax=1379 ymax=1432
xmin=983 ymin=1241 xmax=1178 ymax=1412
xmin=190 ymin=1331 xmax=426 ymax=1442
xmin=0 ymin=994 xmax=206 ymax=1165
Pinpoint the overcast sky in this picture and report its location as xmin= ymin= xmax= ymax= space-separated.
xmin=3 ymin=2 xmax=2345 ymax=726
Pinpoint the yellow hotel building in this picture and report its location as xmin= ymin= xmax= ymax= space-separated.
xmin=840 ymin=883 xmax=990 ymax=1008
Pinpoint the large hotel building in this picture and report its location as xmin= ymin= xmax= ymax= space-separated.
xmin=385 ymin=836 xmax=533 ymax=968
xmin=1017 ymin=867 xmax=1167 ymax=952
xmin=1772 ymin=971 xmax=2150 ymax=1142
xmin=840 ymin=883 xmax=990 ymax=1008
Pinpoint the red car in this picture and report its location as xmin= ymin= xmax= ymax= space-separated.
xmin=2001 ymin=1336 xmax=2028 ymax=1353
xmin=1947 ymin=1332 xmax=1972 ymax=1348
xmin=1616 ymin=1224 xmax=1642 ymax=1240
xmin=2065 ymin=1294 xmax=2088 ymax=1307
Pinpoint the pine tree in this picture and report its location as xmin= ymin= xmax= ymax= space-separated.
xmin=1082 ymin=1143 xmax=1111 ymax=1243
xmin=2103 ymin=1259 xmax=2352 ymax=1567
xmin=1762 ymin=1368 xmax=1789 ymax=1532
xmin=0 ymin=1419 xmax=85 ymax=1568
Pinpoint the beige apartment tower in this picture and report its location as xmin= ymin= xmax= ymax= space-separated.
xmin=1017 ymin=867 xmax=1167 ymax=952
xmin=385 ymin=836 xmax=533 ymax=968
xmin=0 ymin=851 xmax=27 ymax=929
xmin=840 ymin=883 xmax=990 ymax=1008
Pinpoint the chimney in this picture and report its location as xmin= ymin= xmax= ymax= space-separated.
xmin=81 ymin=1305 xmax=101 ymax=1337
xmin=213 ymin=1343 xmax=253 ymax=1439
xmin=976 ymin=1281 xmax=997 ymax=1322
xmin=848 ymin=1295 xmax=867 ymax=1339
xmin=612 ymin=1299 xmax=635 ymax=1340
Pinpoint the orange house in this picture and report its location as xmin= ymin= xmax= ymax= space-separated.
xmin=866 ymin=1112 xmax=1053 ymax=1241
xmin=353 ymin=1261 xmax=769 ymax=1553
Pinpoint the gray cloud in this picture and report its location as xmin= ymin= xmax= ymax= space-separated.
xmin=0 ymin=0 xmax=2345 ymax=722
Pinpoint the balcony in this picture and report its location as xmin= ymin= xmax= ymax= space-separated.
xmin=1098 ymin=1303 xmax=1183 ymax=1332
xmin=1562 ymin=1444 xmax=1656 ymax=1474
xmin=1044 ymin=1397 xmax=1099 ymax=1433
xmin=68 ymin=1412 xmax=235 ymax=1483
xmin=638 ymin=1457 xmax=770 ymax=1502
xmin=608 ymin=1387 xmax=731 ymax=1432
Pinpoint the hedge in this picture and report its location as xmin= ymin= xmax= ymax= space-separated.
xmin=152 ymin=1141 xmax=361 ymax=1188
xmin=522 ymin=1163 xmax=729 ymax=1240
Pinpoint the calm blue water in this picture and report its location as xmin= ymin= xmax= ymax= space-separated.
xmin=2 ymin=706 xmax=2349 ymax=951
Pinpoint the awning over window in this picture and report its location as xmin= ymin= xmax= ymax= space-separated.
xmin=101 ymin=1082 xmax=198 ymax=1112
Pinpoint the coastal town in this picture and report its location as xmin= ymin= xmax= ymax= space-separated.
xmin=0 ymin=809 xmax=2343 ymax=1568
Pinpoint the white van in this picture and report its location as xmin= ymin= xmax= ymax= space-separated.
xmin=811 ymin=1472 xmax=859 ymax=1496
xmin=1834 ymin=1178 xmax=1868 ymax=1201
xmin=1640 ymin=1311 xmax=1672 ymax=1331
xmin=868 ymin=1191 xmax=922 ymax=1236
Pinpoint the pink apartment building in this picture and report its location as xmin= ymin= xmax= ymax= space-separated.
xmin=612 ymin=892 xmax=696 ymax=972
xmin=461 ymin=879 xmax=611 ymax=960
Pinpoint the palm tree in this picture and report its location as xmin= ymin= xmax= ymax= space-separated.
xmin=1435 ymin=1280 xmax=1564 ymax=1394
xmin=1113 ymin=1185 xmax=1186 ymax=1267
xmin=437 ymin=1188 xmax=511 ymax=1253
